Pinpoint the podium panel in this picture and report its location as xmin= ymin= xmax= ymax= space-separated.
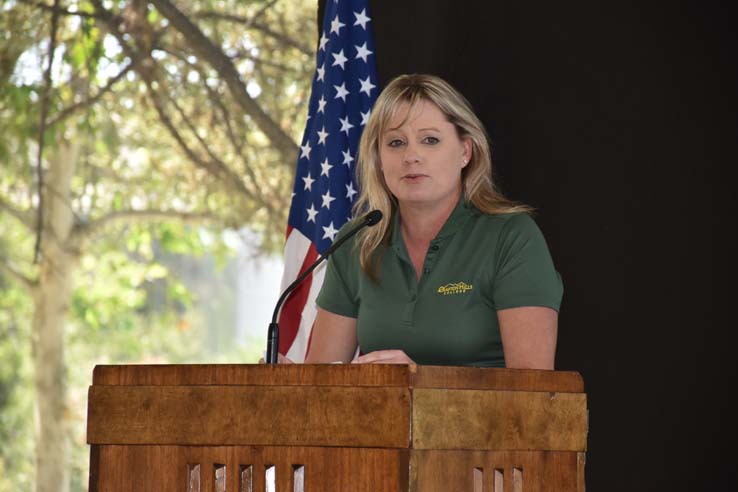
xmin=90 ymin=445 xmax=409 ymax=492
xmin=87 ymin=364 xmax=587 ymax=491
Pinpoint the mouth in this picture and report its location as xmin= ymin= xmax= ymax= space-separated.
xmin=401 ymin=173 xmax=428 ymax=181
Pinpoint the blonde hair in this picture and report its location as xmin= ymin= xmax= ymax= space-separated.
xmin=354 ymin=74 xmax=531 ymax=280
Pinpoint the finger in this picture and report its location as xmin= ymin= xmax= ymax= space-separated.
xmin=352 ymin=351 xmax=385 ymax=363
xmin=353 ymin=350 xmax=404 ymax=364
xmin=278 ymin=354 xmax=294 ymax=364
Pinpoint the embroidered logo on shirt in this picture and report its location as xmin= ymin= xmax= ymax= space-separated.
xmin=437 ymin=282 xmax=473 ymax=295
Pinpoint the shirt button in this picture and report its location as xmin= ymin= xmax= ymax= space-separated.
xmin=431 ymin=244 xmax=439 ymax=251
xmin=423 ymin=268 xmax=430 ymax=274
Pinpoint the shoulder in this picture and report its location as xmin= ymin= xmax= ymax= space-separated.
xmin=332 ymin=216 xmax=366 ymax=244
xmin=471 ymin=210 xmax=540 ymax=239
xmin=329 ymin=216 xmax=368 ymax=265
xmin=470 ymin=212 xmax=552 ymax=268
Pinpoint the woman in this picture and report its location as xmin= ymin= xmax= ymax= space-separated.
xmin=305 ymin=74 xmax=562 ymax=369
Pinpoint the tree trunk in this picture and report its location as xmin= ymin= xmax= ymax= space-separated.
xmin=31 ymin=140 xmax=80 ymax=492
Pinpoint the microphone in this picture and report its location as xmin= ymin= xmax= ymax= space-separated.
xmin=265 ymin=210 xmax=383 ymax=363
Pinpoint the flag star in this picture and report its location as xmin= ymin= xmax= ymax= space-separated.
xmin=355 ymin=42 xmax=373 ymax=63
xmin=321 ymin=190 xmax=336 ymax=209
xmin=320 ymin=158 xmax=333 ymax=177
xmin=302 ymin=172 xmax=315 ymax=191
xmin=317 ymin=126 xmax=329 ymax=145
xmin=342 ymin=148 xmax=354 ymax=166
xmin=360 ymin=110 xmax=371 ymax=126
xmin=316 ymin=63 xmax=325 ymax=81
xmin=346 ymin=182 xmax=358 ymax=201
xmin=300 ymin=141 xmax=312 ymax=159
xmin=319 ymin=32 xmax=329 ymax=51
xmin=339 ymin=115 xmax=354 ymax=135
xmin=354 ymin=9 xmax=371 ymax=30
xmin=322 ymin=221 xmax=339 ymax=241
xmin=334 ymin=83 xmax=349 ymax=101
xmin=359 ymin=76 xmax=376 ymax=96
xmin=306 ymin=203 xmax=319 ymax=223
xmin=332 ymin=49 xmax=348 ymax=69
xmin=317 ymin=95 xmax=327 ymax=113
xmin=330 ymin=15 xmax=345 ymax=35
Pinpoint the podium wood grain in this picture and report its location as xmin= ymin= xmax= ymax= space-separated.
xmin=88 ymin=385 xmax=410 ymax=447
xmin=87 ymin=364 xmax=587 ymax=491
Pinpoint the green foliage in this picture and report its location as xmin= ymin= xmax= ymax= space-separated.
xmin=0 ymin=0 xmax=314 ymax=489
xmin=0 ymin=283 xmax=34 ymax=492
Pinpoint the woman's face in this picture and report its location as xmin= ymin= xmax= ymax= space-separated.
xmin=379 ymin=100 xmax=470 ymax=211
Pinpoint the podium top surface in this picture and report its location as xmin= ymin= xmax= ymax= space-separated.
xmin=92 ymin=364 xmax=584 ymax=393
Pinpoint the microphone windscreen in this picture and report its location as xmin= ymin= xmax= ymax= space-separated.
xmin=365 ymin=210 xmax=383 ymax=226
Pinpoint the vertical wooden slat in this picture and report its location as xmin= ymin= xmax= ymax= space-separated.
xmin=240 ymin=465 xmax=253 ymax=492
xmin=214 ymin=464 xmax=226 ymax=492
xmin=88 ymin=444 xmax=100 ymax=492
xmin=187 ymin=464 xmax=201 ymax=492
xmin=577 ymin=452 xmax=586 ymax=492
xmin=292 ymin=465 xmax=304 ymax=492
xmin=493 ymin=468 xmax=504 ymax=492
xmin=264 ymin=465 xmax=275 ymax=492
xmin=473 ymin=467 xmax=484 ymax=492
xmin=512 ymin=467 xmax=523 ymax=492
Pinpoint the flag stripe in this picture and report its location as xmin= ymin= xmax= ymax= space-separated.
xmin=278 ymin=231 xmax=318 ymax=354
xmin=277 ymin=0 xmax=378 ymax=361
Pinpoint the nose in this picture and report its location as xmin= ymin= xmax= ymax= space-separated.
xmin=403 ymin=142 xmax=421 ymax=164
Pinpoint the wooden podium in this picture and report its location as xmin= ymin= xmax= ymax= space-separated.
xmin=87 ymin=364 xmax=587 ymax=491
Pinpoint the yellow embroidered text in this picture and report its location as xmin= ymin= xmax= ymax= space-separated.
xmin=437 ymin=282 xmax=473 ymax=295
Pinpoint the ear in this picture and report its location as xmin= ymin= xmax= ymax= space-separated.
xmin=461 ymin=138 xmax=472 ymax=168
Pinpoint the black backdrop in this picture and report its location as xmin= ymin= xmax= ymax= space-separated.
xmin=318 ymin=1 xmax=737 ymax=489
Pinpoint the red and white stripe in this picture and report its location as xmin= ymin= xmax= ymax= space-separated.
xmin=277 ymin=227 xmax=327 ymax=362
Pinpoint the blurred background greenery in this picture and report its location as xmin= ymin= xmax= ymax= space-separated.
xmin=0 ymin=0 xmax=315 ymax=490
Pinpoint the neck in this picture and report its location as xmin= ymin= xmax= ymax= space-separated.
xmin=398 ymin=192 xmax=461 ymax=245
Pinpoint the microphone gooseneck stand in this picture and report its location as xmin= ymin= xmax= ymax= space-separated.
xmin=265 ymin=210 xmax=383 ymax=363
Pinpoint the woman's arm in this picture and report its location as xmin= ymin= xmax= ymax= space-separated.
xmin=304 ymin=307 xmax=359 ymax=363
xmin=498 ymin=306 xmax=558 ymax=369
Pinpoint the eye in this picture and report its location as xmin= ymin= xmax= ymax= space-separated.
xmin=386 ymin=138 xmax=405 ymax=148
xmin=422 ymin=136 xmax=440 ymax=145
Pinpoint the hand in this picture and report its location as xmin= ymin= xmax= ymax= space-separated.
xmin=258 ymin=353 xmax=294 ymax=364
xmin=351 ymin=349 xmax=415 ymax=365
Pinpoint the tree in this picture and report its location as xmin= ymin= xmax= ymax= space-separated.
xmin=0 ymin=1 xmax=315 ymax=490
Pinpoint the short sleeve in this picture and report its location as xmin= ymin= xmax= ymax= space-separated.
xmin=315 ymin=225 xmax=360 ymax=318
xmin=491 ymin=214 xmax=563 ymax=311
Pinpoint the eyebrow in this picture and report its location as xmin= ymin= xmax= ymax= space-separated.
xmin=383 ymin=126 xmax=441 ymax=135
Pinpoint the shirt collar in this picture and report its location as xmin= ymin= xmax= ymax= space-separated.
xmin=390 ymin=198 xmax=477 ymax=249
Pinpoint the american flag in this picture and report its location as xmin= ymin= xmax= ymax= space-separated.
xmin=277 ymin=0 xmax=378 ymax=361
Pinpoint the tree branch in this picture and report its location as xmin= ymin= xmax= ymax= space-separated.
xmin=193 ymin=10 xmax=312 ymax=56
xmin=0 ymin=195 xmax=36 ymax=231
xmin=163 ymin=85 xmax=281 ymax=218
xmin=149 ymin=0 xmax=299 ymax=162
xmin=0 ymin=258 xmax=37 ymax=291
xmin=17 ymin=0 xmax=104 ymax=20
xmin=229 ymin=49 xmax=301 ymax=74
xmin=89 ymin=0 xmax=286 ymax=221
xmin=128 ymin=40 xmax=282 ymax=217
xmin=33 ymin=0 xmax=61 ymax=264
xmin=75 ymin=209 xmax=218 ymax=239
xmin=48 ymin=58 xmax=137 ymax=127
xmin=249 ymin=0 xmax=280 ymax=25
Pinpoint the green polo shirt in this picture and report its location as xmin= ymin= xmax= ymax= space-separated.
xmin=315 ymin=200 xmax=563 ymax=367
